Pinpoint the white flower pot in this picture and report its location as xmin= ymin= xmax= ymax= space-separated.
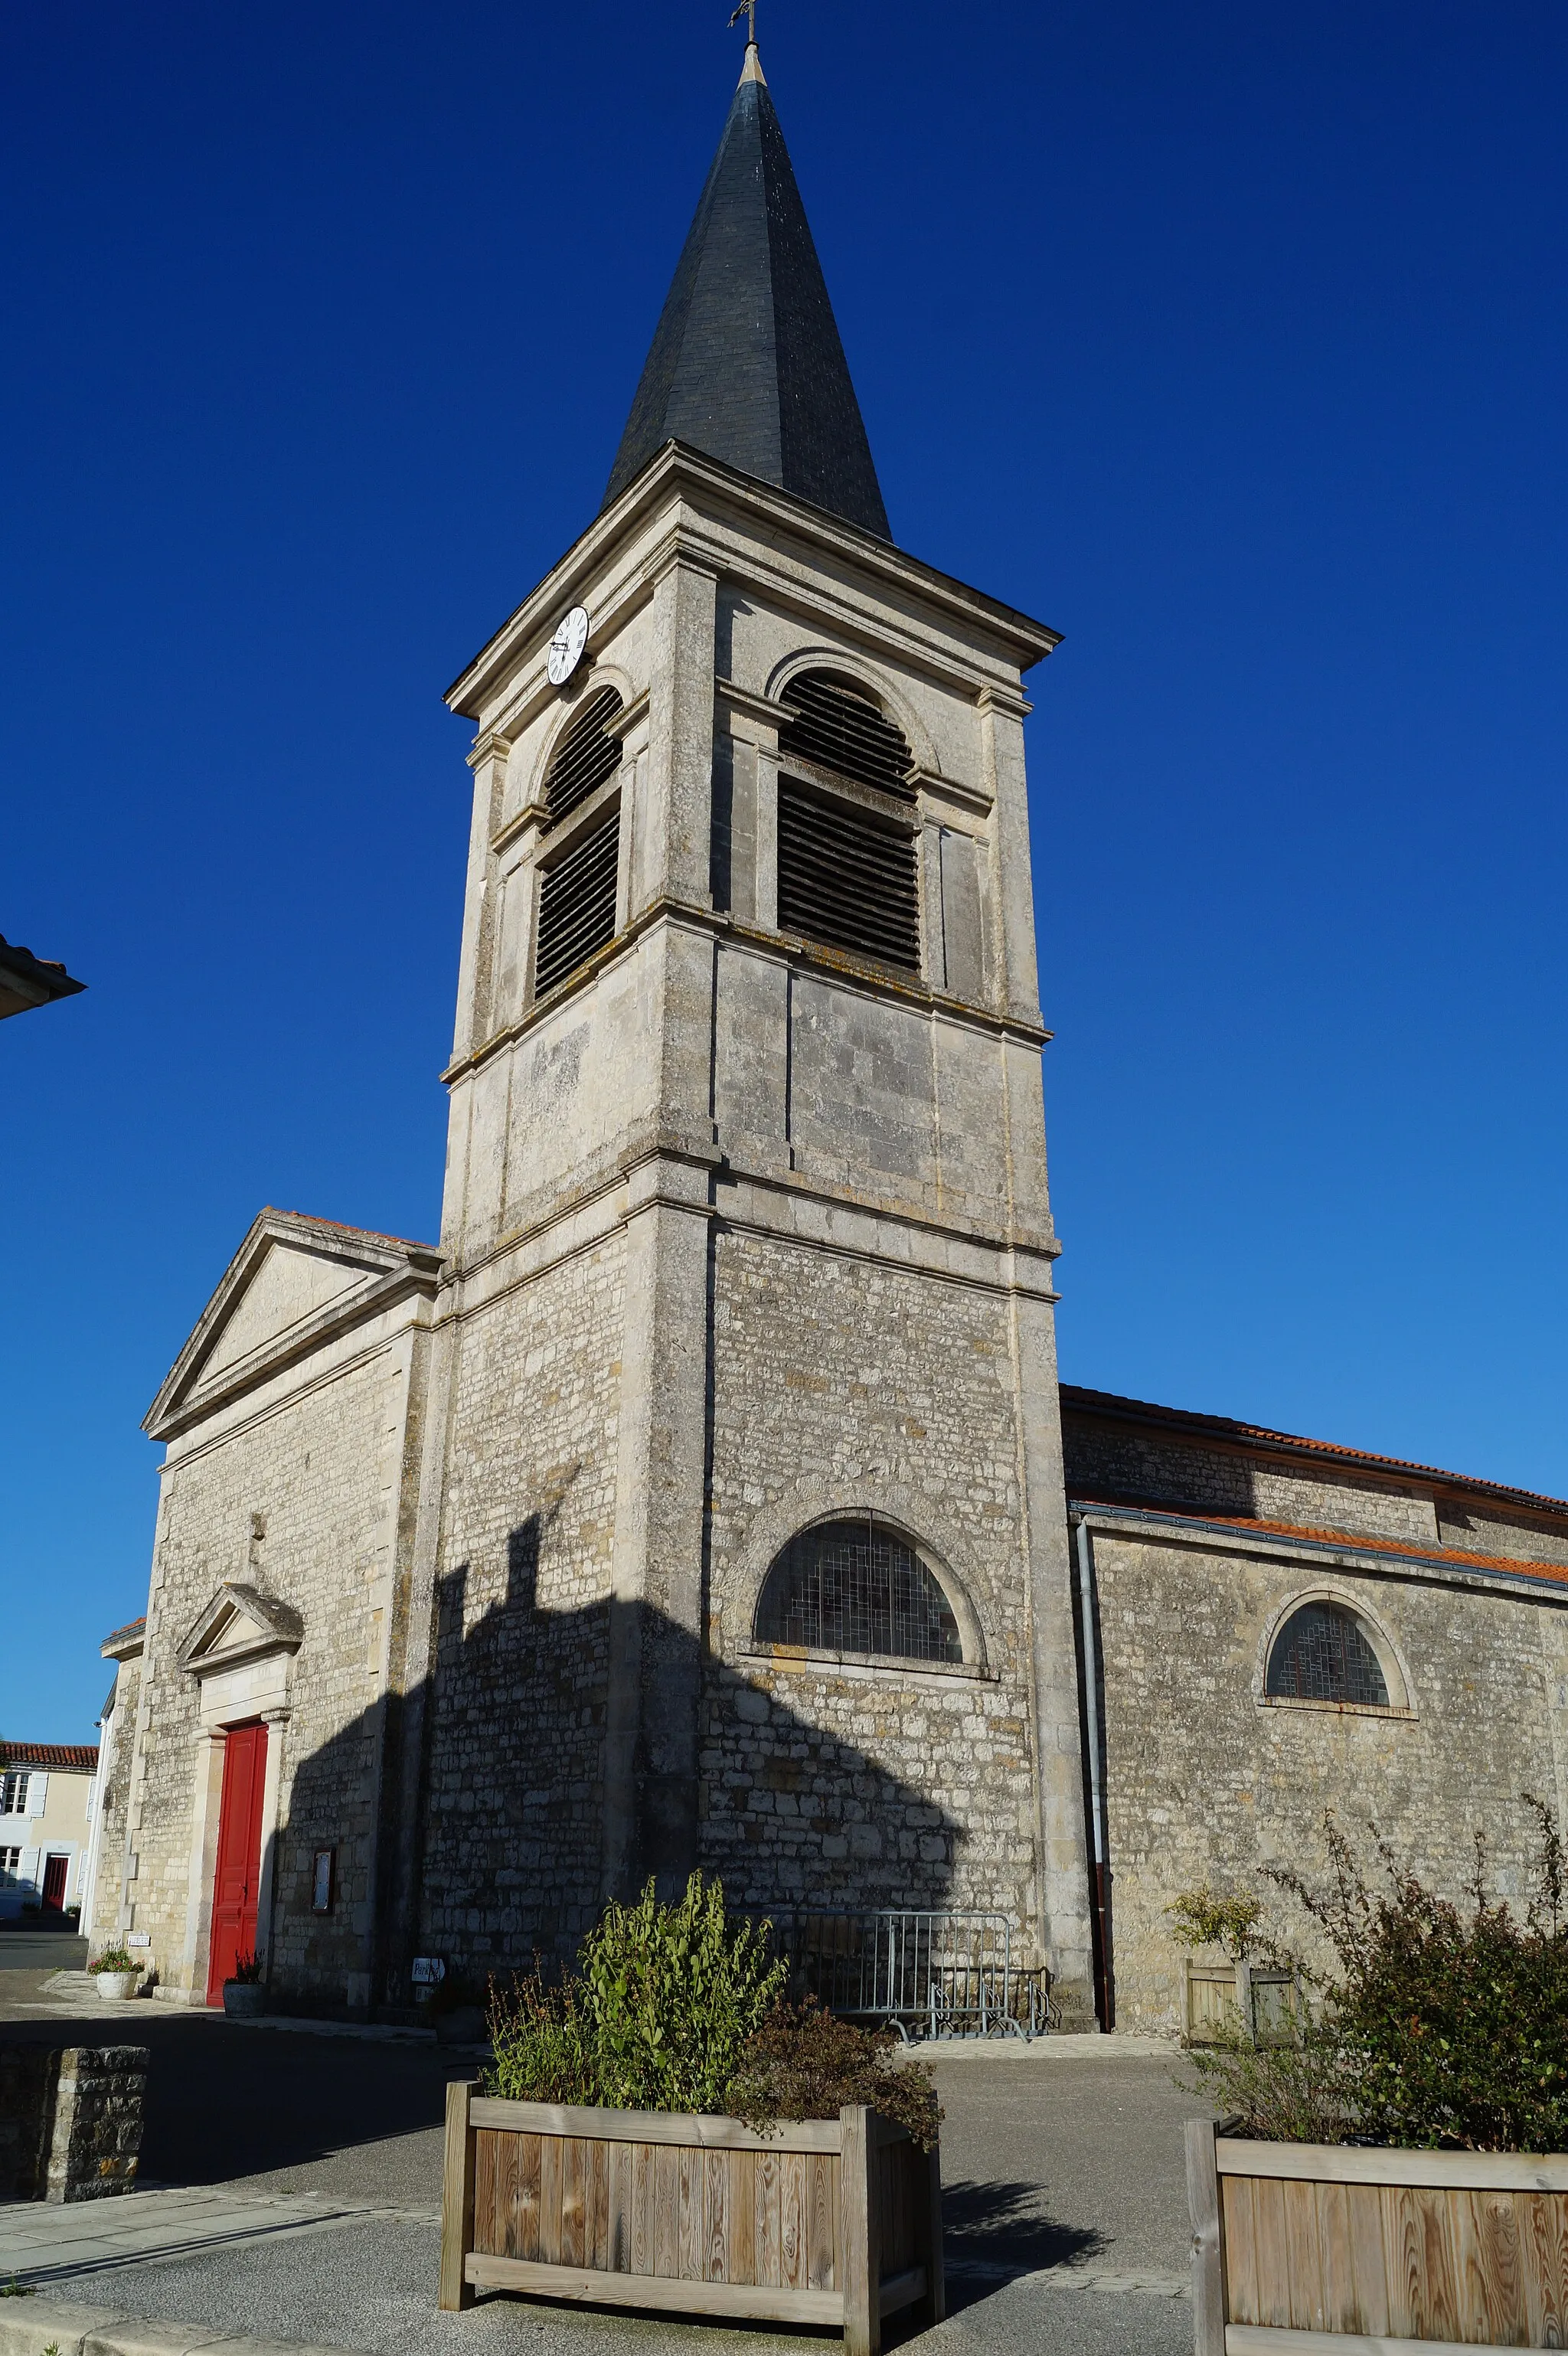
xmin=94 ymin=1971 xmax=137 ymax=2001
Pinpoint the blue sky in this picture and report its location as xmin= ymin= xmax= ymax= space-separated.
xmin=5 ymin=1 xmax=1565 ymax=1744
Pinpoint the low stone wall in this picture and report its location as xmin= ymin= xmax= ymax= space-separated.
xmin=0 ymin=2044 xmax=148 ymax=2201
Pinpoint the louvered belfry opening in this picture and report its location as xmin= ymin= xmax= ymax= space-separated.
xmin=778 ymin=672 xmax=916 ymax=800
xmin=777 ymin=778 xmax=920 ymax=969
xmin=775 ymin=671 xmax=920 ymax=971
xmin=534 ymin=804 xmax=620 ymax=998
xmin=543 ymin=687 xmax=624 ymax=825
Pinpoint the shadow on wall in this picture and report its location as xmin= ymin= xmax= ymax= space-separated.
xmin=271 ymin=1515 xmax=959 ymax=2017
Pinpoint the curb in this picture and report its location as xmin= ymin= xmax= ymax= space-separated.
xmin=0 ymin=2302 xmax=368 ymax=2356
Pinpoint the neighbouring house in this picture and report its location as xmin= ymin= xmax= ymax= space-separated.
xmin=79 ymin=1619 xmax=145 ymax=1944
xmin=0 ymin=1742 xmax=100 ymax=1920
xmin=0 ymin=933 xmax=85 ymax=1020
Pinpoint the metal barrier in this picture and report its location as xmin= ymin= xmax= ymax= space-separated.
xmin=768 ymin=1910 xmax=1046 ymax=2041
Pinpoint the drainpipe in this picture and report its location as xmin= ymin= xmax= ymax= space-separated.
xmin=1073 ymin=1515 xmax=1112 ymax=2028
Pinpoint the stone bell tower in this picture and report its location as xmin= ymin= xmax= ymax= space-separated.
xmin=406 ymin=38 xmax=1095 ymax=2023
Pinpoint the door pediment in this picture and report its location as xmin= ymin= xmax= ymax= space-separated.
xmin=179 ymin=1583 xmax=303 ymax=1681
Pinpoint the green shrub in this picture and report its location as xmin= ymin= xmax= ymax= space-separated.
xmin=488 ymin=1873 xmax=784 ymax=2113
xmin=87 ymin=1947 xmax=136 ymax=1975
xmin=1183 ymin=1796 xmax=1568 ymax=2152
xmin=1168 ymin=1884 xmax=1263 ymax=1962
xmin=727 ymin=2001 xmax=942 ymax=2151
xmin=488 ymin=1969 xmax=599 ymax=2106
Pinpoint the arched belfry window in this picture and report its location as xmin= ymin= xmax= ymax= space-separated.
xmin=775 ymin=674 xmax=920 ymax=972
xmin=778 ymin=672 xmax=916 ymax=802
xmin=532 ymin=686 xmax=625 ymax=998
xmin=1265 ymin=1601 xmax=1390 ymax=1707
xmin=543 ymin=687 xmax=623 ymax=825
xmin=754 ymin=1519 xmax=964 ymax=1665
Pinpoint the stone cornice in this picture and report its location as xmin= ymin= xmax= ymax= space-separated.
xmin=444 ymin=900 xmax=1050 ymax=1088
xmin=446 ymin=442 xmax=1061 ymax=721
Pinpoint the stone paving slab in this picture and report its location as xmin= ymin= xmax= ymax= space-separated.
xmin=0 ymin=2301 xmax=371 ymax=2356
xmin=28 ymin=2212 xmax=1192 ymax=2356
xmin=0 ymin=2191 xmax=439 ymax=2289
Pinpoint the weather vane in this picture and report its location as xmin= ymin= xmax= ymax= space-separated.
xmin=727 ymin=0 xmax=757 ymax=44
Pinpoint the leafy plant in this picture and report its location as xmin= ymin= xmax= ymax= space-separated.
xmin=727 ymin=2001 xmax=942 ymax=2151
xmin=87 ymin=1947 xmax=136 ymax=1975
xmin=488 ymin=1874 xmax=785 ymax=2114
xmin=576 ymin=1873 xmax=786 ymax=2113
xmin=488 ymin=1969 xmax=598 ymax=2105
xmin=1183 ymin=1796 xmax=1568 ymax=2152
xmin=0 ymin=2278 xmax=35 ymax=2297
xmin=1168 ymin=1885 xmax=1264 ymax=1962
xmin=227 ymin=1952 xmax=263 ymax=1985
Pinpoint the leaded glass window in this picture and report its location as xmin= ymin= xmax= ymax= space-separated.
xmin=754 ymin=1520 xmax=962 ymax=1665
xmin=1265 ymin=1602 xmax=1389 ymax=1707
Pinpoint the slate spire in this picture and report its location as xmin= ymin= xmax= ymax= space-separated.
xmin=603 ymin=43 xmax=890 ymax=540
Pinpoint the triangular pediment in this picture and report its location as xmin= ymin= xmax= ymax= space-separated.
xmin=178 ymin=1582 xmax=304 ymax=1677
xmin=146 ymin=1207 xmax=441 ymax=1441
xmin=202 ymin=1243 xmax=371 ymax=1379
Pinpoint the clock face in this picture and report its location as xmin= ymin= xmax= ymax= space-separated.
xmin=547 ymin=605 xmax=590 ymax=686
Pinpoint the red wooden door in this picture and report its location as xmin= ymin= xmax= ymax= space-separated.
xmin=41 ymin=1854 xmax=69 ymax=1912
xmin=206 ymin=1722 xmax=268 ymax=2003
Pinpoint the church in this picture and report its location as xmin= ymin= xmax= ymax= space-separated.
xmin=87 ymin=40 xmax=1568 ymax=2037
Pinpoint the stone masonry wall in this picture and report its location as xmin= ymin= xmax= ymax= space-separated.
xmin=128 ymin=1350 xmax=404 ymax=2005
xmin=419 ymin=1232 xmax=625 ymax=1974
xmin=87 ymin=1657 xmax=142 ymax=1943
xmin=1093 ymin=1531 xmax=1568 ymax=2031
xmin=1063 ymin=1417 xmax=1442 ymax=1546
xmin=701 ymin=1227 xmax=1040 ymax=1933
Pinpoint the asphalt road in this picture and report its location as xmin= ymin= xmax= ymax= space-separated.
xmin=2 ymin=1952 xmax=1206 ymax=2354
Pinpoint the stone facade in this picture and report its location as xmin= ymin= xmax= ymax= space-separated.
xmin=99 ymin=440 xmax=1099 ymax=2024
xmin=92 ymin=449 xmax=1568 ymax=2044
xmin=1061 ymin=1388 xmax=1568 ymax=2033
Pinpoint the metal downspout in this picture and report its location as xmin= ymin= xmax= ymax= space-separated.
xmin=1074 ymin=1515 xmax=1112 ymax=2028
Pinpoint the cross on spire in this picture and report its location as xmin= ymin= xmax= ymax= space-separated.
xmin=727 ymin=1 xmax=757 ymax=50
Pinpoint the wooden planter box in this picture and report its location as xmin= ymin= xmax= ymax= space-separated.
xmin=440 ymin=2081 xmax=942 ymax=2356
xmin=1187 ymin=2117 xmax=1568 ymax=2353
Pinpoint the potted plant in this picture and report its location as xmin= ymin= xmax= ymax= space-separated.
xmin=88 ymin=1946 xmax=139 ymax=2001
xmin=438 ymin=1874 xmax=943 ymax=2352
xmin=222 ymin=1951 xmax=266 ymax=2019
xmin=1185 ymin=1796 xmax=1568 ymax=2351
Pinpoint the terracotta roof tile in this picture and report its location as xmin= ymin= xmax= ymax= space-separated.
xmin=1 ymin=1740 xmax=99 ymax=1772
xmin=263 ymin=1208 xmax=439 ymax=1256
xmin=1071 ymin=1495 xmax=1568 ymax=1590
xmin=1060 ymin=1385 xmax=1568 ymax=1520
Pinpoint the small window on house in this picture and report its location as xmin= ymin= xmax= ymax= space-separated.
xmin=755 ymin=1519 xmax=963 ymax=1665
xmin=534 ymin=803 xmax=620 ymax=997
xmin=0 ymin=1847 xmax=21 ymax=1883
xmin=779 ymin=672 xmax=916 ymax=801
xmin=543 ymin=686 xmax=624 ymax=825
xmin=776 ymin=777 xmax=920 ymax=970
xmin=1265 ymin=1602 xmax=1390 ymax=1707
xmin=0 ymin=1773 xmax=29 ymax=1816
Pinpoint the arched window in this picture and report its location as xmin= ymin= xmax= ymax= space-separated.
xmin=1265 ymin=1601 xmax=1390 ymax=1707
xmin=753 ymin=1519 xmax=963 ymax=1665
xmin=774 ymin=672 xmax=920 ymax=972
xmin=543 ymin=686 xmax=623 ymax=824
xmin=778 ymin=672 xmax=916 ymax=801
